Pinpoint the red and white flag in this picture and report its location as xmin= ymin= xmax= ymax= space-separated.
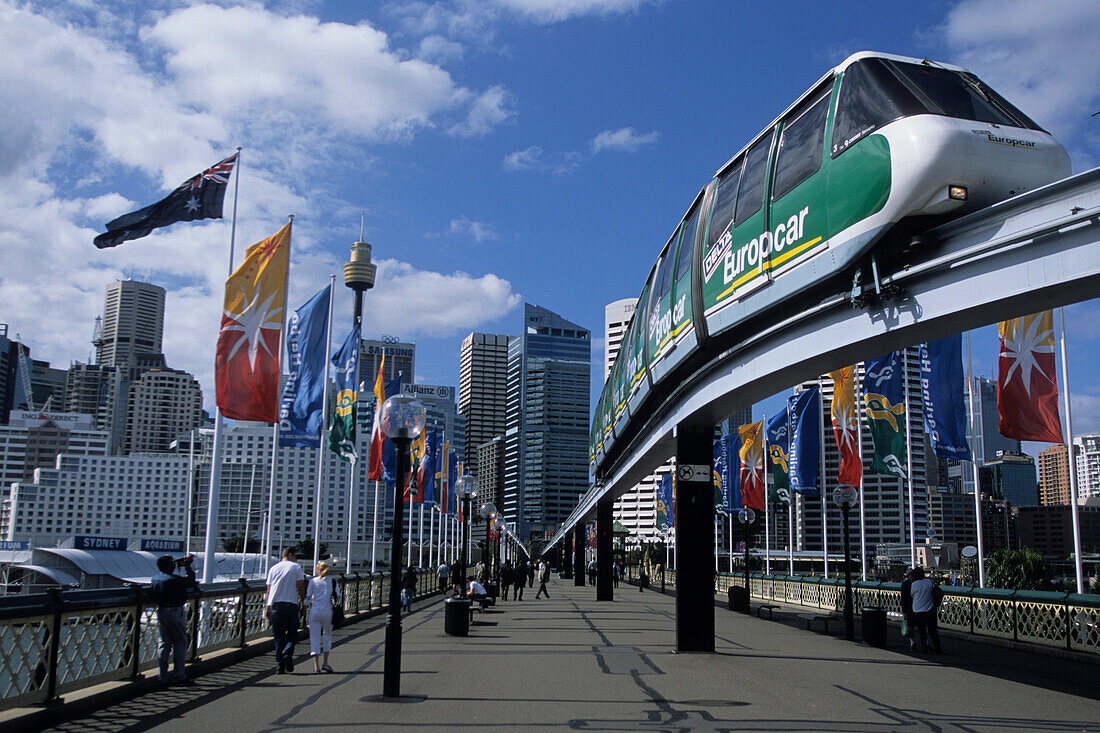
xmin=367 ymin=356 xmax=386 ymax=481
xmin=215 ymin=222 xmax=290 ymax=422
xmin=830 ymin=366 xmax=862 ymax=487
xmin=998 ymin=311 xmax=1064 ymax=443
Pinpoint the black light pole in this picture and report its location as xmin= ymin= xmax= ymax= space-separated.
xmin=380 ymin=395 xmax=426 ymax=698
xmin=834 ymin=486 xmax=858 ymax=641
xmin=478 ymin=502 xmax=497 ymax=584
xmin=738 ymin=507 xmax=756 ymax=589
xmin=455 ymin=474 xmax=476 ymax=598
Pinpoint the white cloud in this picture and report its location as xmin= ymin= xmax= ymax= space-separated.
xmin=449 ymin=85 xmax=515 ymax=137
xmin=942 ymin=0 xmax=1100 ymax=165
xmin=504 ymin=146 xmax=546 ymax=170
xmin=590 ymin=127 xmax=659 ymax=154
xmin=448 ymin=218 xmax=500 ymax=242
xmin=494 ymin=0 xmax=655 ymax=23
xmin=1070 ymin=391 xmax=1100 ymax=435
xmin=418 ymin=34 xmax=465 ymax=63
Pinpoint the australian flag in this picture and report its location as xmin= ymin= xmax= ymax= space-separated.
xmin=94 ymin=153 xmax=238 ymax=249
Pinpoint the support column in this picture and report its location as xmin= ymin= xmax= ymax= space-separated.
xmin=596 ymin=498 xmax=613 ymax=601
xmin=574 ymin=526 xmax=586 ymax=586
xmin=675 ymin=424 xmax=715 ymax=652
xmin=562 ymin=531 xmax=573 ymax=579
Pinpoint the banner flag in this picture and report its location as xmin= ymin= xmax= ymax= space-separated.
xmin=920 ymin=335 xmax=973 ymax=460
xmin=367 ymin=357 xmax=387 ymax=480
xmin=278 ymin=284 xmax=331 ymax=447
xmin=997 ymin=311 xmax=1064 ymax=443
xmin=714 ymin=432 xmax=741 ymax=514
xmin=380 ymin=376 xmax=402 ymax=482
xmin=829 ymin=366 xmax=863 ymax=487
xmin=327 ymin=323 xmax=360 ymax=462
xmin=656 ymin=472 xmax=675 ymax=530
xmin=94 ymin=153 xmax=238 ymax=248
xmin=864 ymin=352 xmax=908 ymax=479
xmin=405 ymin=430 xmax=427 ymax=503
xmin=766 ymin=409 xmax=792 ymax=504
xmin=789 ymin=385 xmax=821 ymax=496
xmin=738 ymin=420 xmax=766 ymax=511
xmin=215 ymin=221 xmax=290 ymax=422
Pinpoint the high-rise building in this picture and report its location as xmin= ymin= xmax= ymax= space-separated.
xmin=477 ymin=436 xmax=505 ymax=516
xmin=926 ymin=486 xmax=977 ymax=546
xmin=944 ymin=377 xmax=1022 ymax=493
xmin=359 ymin=339 xmax=414 ymax=389
xmin=502 ymin=304 xmax=590 ymax=543
xmin=979 ymin=451 xmax=1038 ymax=506
xmin=1038 ymin=444 xmax=1072 ymax=505
xmin=604 ymin=298 xmax=636 ymax=379
xmin=458 ymin=333 xmax=509 ymax=472
xmin=123 ymin=368 xmax=204 ymax=454
xmin=400 ymin=383 xmax=465 ymax=463
xmin=1017 ymin=503 xmax=1100 ymax=556
xmin=94 ymin=280 xmax=166 ymax=367
xmin=1074 ymin=433 xmax=1100 ymax=501
xmin=796 ymin=348 xmax=929 ymax=558
xmin=0 ymin=326 xmax=20 ymax=424
xmin=13 ymin=358 xmax=67 ymax=412
xmin=0 ymin=411 xmax=109 ymax=489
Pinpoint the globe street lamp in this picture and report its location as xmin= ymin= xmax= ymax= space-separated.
xmin=380 ymin=395 xmax=426 ymax=698
xmin=478 ymin=501 xmax=497 ymax=585
xmin=834 ymin=485 xmax=859 ymax=641
xmin=738 ymin=507 xmax=756 ymax=589
xmin=454 ymin=474 xmax=477 ymax=598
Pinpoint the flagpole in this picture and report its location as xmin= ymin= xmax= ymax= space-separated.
xmin=820 ymin=379 xmax=828 ymax=578
xmin=241 ymin=464 xmax=256 ymax=578
xmin=266 ymin=420 xmax=278 ymax=575
xmin=788 ymin=501 xmax=795 ymax=575
xmin=902 ymin=348 xmax=916 ymax=570
xmin=346 ymin=446 xmax=358 ymax=575
xmin=371 ymin=480 xmax=380 ymax=573
xmin=855 ymin=388 xmax=866 ymax=582
xmin=763 ymin=413 xmax=771 ymax=576
xmin=314 ymin=275 xmax=336 ymax=565
xmin=407 ymin=498 xmax=414 ymax=566
xmin=1059 ymin=308 xmax=1085 ymax=594
xmin=965 ymin=331 xmax=986 ymax=587
xmin=185 ymin=428 xmax=195 ymax=552
xmin=201 ymin=147 xmax=243 ymax=585
xmin=418 ymin=502 xmax=425 ymax=567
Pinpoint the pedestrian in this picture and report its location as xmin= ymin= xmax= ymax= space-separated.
xmin=437 ymin=561 xmax=449 ymax=594
xmin=900 ymin=569 xmax=916 ymax=650
xmin=612 ymin=562 xmax=620 ymax=588
xmin=266 ymin=547 xmax=306 ymax=674
xmin=149 ymin=553 xmax=197 ymax=685
xmin=639 ymin=565 xmax=649 ymax=593
xmin=513 ymin=563 xmax=525 ymax=600
xmin=527 ymin=560 xmax=535 ymax=587
xmin=909 ymin=567 xmax=945 ymax=654
xmin=535 ymin=561 xmax=551 ymax=599
xmin=401 ymin=565 xmax=418 ymax=611
xmin=588 ymin=558 xmax=597 ymax=586
xmin=499 ymin=561 xmax=513 ymax=602
xmin=475 ymin=559 xmax=487 ymax=584
xmin=450 ymin=560 xmax=464 ymax=596
xmin=305 ymin=561 xmax=336 ymax=674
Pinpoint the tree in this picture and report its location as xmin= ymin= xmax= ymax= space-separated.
xmin=222 ymin=535 xmax=260 ymax=553
xmin=985 ymin=547 xmax=1053 ymax=591
xmin=294 ymin=537 xmax=328 ymax=561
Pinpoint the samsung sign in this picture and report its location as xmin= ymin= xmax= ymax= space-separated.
xmin=74 ymin=536 xmax=128 ymax=551
xmin=140 ymin=539 xmax=185 ymax=553
xmin=401 ymin=384 xmax=453 ymax=400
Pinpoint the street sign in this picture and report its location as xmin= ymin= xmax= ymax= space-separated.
xmin=677 ymin=464 xmax=710 ymax=482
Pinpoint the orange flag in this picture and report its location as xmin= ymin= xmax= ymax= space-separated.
xmin=738 ymin=420 xmax=766 ymax=511
xmin=215 ymin=222 xmax=291 ymax=422
xmin=998 ymin=311 xmax=1063 ymax=443
xmin=829 ymin=366 xmax=862 ymax=487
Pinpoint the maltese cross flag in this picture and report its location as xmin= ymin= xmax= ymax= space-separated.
xmin=215 ymin=221 xmax=291 ymax=422
xmin=998 ymin=311 xmax=1064 ymax=444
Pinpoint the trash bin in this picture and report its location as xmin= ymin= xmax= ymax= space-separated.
xmin=728 ymin=585 xmax=749 ymax=614
xmin=861 ymin=607 xmax=887 ymax=648
xmin=484 ymin=582 xmax=499 ymax=600
xmin=444 ymin=597 xmax=471 ymax=636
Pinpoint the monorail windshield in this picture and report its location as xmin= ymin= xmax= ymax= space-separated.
xmin=832 ymin=58 xmax=1043 ymax=156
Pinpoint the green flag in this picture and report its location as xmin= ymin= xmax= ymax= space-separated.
xmin=328 ymin=324 xmax=360 ymax=462
xmin=766 ymin=411 xmax=792 ymax=504
xmin=864 ymin=352 xmax=908 ymax=480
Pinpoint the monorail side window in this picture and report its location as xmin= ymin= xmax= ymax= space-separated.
xmin=772 ymin=91 xmax=830 ymax=201
xmin=733 ymin=131 xmax=774 ymax=227
xmin=705 ymin=163 xmax=740 ymax=254
xmin=675 ymin=205 xmax=701 ymax=281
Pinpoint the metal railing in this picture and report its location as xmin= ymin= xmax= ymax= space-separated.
xmin=0 ymin=568 xmax=436 ymax=711
xmin=624 ymin=566 xmax=1100 ymax=655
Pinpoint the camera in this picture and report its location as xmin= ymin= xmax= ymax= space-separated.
xmin=176 ymin=555 xmax=194 ymax=567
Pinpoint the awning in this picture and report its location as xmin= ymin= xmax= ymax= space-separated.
xmin=13 ymin=564 xmax=81 ymax=587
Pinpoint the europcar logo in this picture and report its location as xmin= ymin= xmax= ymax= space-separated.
xmin=972 ymin=130 xmax=1035 ymax=149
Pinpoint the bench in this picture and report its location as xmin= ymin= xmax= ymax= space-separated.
xmin=755 ymin=604 xmax=780 ymax=619
xmin=797 ymin=613 xmax=836 ymax=633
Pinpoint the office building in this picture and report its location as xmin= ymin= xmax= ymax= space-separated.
xmin=94 ymin=280 xmax=166 ymax=367
xmin=13 ymin=359 xmax=66 ymax=412
xmin=0 ymin=326 xmax=20 ymax=423
xmin=1017 ymin=502 xmax=1100 ymax=556
xmin=604 ymin=298 xmax=636 ymax=378
xmin=0 ymin=411 xmax=109 ymax=490
xmin=502 ymin=304 xmax=590 ymax=543
xmin=1075 ymin=433 xmax=1100 ymax=501
xmin=123 ymin=368 xmax=204 ymax=454
xmin=979 ymin=451 xmax=1038 ymax=506
xmin=458 ymin=333 xmax=509 ymax=471
xmin=359 ymin=339 xmax=414 ymax=389
xmin=400 ymin=383 xmax=465 ymax=463
xmin=926 ymin=486 xmax=978 ymax=546
xmin=1038 ymin=443 xmax=1072 ymax=505
xmin=944 ymin=377 xmax=1022 ymax=493
xmin=477 ymin=435 xmax=505 ymax=522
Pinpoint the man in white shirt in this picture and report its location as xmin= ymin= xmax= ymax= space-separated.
xmin=909 ymin=567 xmax=944 ymax=654
xmin=266 ymin=547 xmax=306 ymax=673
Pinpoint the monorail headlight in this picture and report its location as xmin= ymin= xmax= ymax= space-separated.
xmin=948 ymin=185 xmax=968 ymax=201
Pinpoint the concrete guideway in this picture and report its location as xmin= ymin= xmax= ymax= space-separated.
xmin=29 ymin=581 xmax=1100 ymax=732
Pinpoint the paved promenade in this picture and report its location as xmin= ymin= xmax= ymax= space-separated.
xmin=36 ymin=577 xmax=1100 ymax=732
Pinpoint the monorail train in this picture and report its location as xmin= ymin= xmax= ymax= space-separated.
xmin=592 ymin=51 xmax=1070 ymax=477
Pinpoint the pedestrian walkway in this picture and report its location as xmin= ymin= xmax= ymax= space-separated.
xmin=32 ymin=578 xmax=1100 ymax=732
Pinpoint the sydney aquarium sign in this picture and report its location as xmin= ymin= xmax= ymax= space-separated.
xmin=73 ymin=536 xmax=128 ymax=551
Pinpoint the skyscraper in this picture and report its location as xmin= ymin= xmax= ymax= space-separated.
xmin=502 ymin=304 xmax=590 ymax=543
xmin=1038 ymin=443 xmax=1072 ymax=505
xmin=123 ymin=368 xmax=204 ymax=454
xmin=458 ymin=333 xmax=509 ymax=472
xmin=604 ymin=298 xmax=636 ymax=379
xmin=359 ymin=339 xmax=415 ymax=388
xmin=94 ymin=280 xmax=166 ymax=367
xmin=1075 ymin=433 xmax=1100 ymax=501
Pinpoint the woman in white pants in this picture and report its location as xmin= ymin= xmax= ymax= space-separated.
xmin=305 ymin=561 xmax=336 ymax=673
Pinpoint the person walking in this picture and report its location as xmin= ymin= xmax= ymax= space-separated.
xmin=900 ymin=569 xmax=916 ymax=650
xmin=499 ymin=561 xmax=513 ymax=603
xmin=639 ymin=565 xmax=649 ymax=593
xmin=437 ymin=561 xmax=449 ymax=594
xmin=401 ymin=565 xmax=418 ymax=612
xmin=527 ymin=560 xmax=535 ymax=587
xmin=909 ymin=567 xmax=945 ymax=654
xmin=612 ymin=562 xmax=620 ymax=588
xmin=513 ymin=562 xmax=525 ymax=600
xmin=535 ymin=561 xmax=551 ymax=599
xmin=149 ymin=553 xmax=197 ymax=685
xmin=475 ymin=559 xmax=487 ymax=584
xmin=305 ymin=561 xmax=337 ymax=674
xmin=266 ymin=547 xmax=306 ymax=674
xmin=588 ymin=559 xmax=598 ymax=586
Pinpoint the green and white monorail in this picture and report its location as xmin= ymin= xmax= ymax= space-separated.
xmin=592 ymin=51 xmax=1070 ymax=474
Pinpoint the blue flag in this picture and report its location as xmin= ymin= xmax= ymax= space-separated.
xmin=656 ymin=472 xmax=675 ymax=530
xmin=766 ymin=409 xmax=792 ymax=504
xmin=789 ymin=385 xmax=821 ymax=497
xmin=327 ymin=323 xmax=361 ymax=462
xmin=920 ymin=335 xmax=973 ymax=461
xmin=278 ymin=285 xmax=331 ymax=448
xmin=714 ymin=432 xmax=742 ymax=514
xmin=447 ymin=452 xmax=458 ymax=515
xmin=420 ymin=431 xmax=438 ymax=506
xmin=381 ymin=375 xmax=403 ymax=482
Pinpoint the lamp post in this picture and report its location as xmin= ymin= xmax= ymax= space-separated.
xmin=380 ymin=395 xmax=426 ymax=698
xmin=834 ymin=485 xmax=859 ymax=641
xmin=455 ymin=474 xmax=477 ymax=598
xmin=738 ymin=507 xmax=756 ymax=589
xmin=478 ymin=501 xmax=497 ymax=585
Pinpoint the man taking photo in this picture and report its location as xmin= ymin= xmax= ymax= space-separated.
xmin=149 ymin=553 xmax=197 ymax=685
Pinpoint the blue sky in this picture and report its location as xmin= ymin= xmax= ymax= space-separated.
xmin=2 ymin=0 xmax=1099 ymax=448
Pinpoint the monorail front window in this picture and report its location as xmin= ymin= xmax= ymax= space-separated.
xmin=832 ymin=58 xmax=1043 ymax=157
